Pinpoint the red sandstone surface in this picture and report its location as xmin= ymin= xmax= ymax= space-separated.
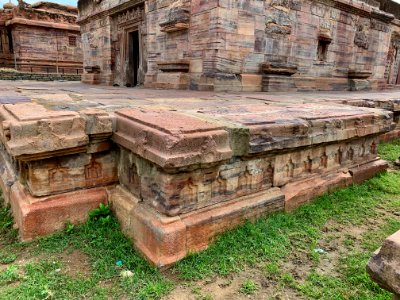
xmin=0 ymin=81 xmax=398 ymax=266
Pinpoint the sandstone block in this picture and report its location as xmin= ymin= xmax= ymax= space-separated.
xmin=111 ymin=184 xmax=284 ymax=267
xmin=367 ymin=230 xmax=400 ymax=296
xmin=349 ymin=159 xmax=388 ymax=184
xmin=283 ymin=172 xmax=353 ymax=212
xmin=10 ymin=182 xmax=109 ymax=241
xmin=113 ymin=108 xmax=232 ymax=168
xmin=0 ymin=103 xmax=88 ymax=158
xmin=22 ymin=151 xmax=118 ymax=197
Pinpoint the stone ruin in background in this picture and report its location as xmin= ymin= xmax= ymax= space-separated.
xmin=78 ymin=0 xmax=400 ymax=91
xmin=0 ymin=1 xmax=82 ymax=74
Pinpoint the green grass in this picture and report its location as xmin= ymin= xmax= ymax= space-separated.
xmin=379 ymin=140 xmax=400 ymax=161
xmin=239 ymin=279 xmax=258 ymax=295
xmin=0 ymin=140 xmax=399 ymax=299
xmin=0 ymin=211 xmax=173 ymax=299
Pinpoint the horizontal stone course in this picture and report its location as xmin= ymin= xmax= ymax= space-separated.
xmin=0 ymin=70 xmax=81 ymax=82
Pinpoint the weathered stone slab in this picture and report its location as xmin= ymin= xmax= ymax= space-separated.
xmin=22 ymin=152 xmax=118 ymax=197
xmin=0 ymin=103 xmax=88 ymax=158
xmin=367 ymin=230 xmax=400 ymax=297
xmin=10 ymin=182 xmax=109 ymax=241
xmin=283 ymin=159 xmax=387 ymax=211
xmin=196 ymin=103 xmax=393 ymax=155
xmin=113 ymin=108 xmax=232 ymax=168
xmin=111 ymin=185 xmax=284 ymax=267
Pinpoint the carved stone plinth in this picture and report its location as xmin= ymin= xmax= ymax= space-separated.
xmin=0 ymin=97 xmax=393 ymax=266
xmin=112 ymin=185 xmax=284 ymax=267
xmin=10 ymin=182 xmax=109 ymax=241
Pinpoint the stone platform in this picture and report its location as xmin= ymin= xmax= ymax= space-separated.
xmin=0 ymin=81 xmax=398 ymax=267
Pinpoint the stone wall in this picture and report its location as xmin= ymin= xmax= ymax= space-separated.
xmin=78 ymin=0 xmax=397 ymax=91
xmin=10 ymin=24 xmax=82 ymax=74
xmin=0 ymin=69 xmax=81 ymax=81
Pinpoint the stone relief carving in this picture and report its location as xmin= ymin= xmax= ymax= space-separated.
xmin=265 ymin=9 xmax=292 ymax=35
xmin=48 ymin=164 xmax=68 ymax=185
xmin=117 ymin=6 xmax=144 ymax=25
xmin=270 ymin=0 xmax=302 ymax=11
xmin=371 ymin=19 xmax=389 ymax=33
xmin=85 ymin=160 xmax=102 ymax=179
xmin=354 ymin=23 xmax=370 ymax=49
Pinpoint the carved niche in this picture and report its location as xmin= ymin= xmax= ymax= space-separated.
xmin=354 ymin=22 xmax=370 ymax=49
xmin=265 ymin=9 xmax=293 ymax=35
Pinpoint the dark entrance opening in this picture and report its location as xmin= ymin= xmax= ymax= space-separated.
xmin=127 ymin=30 xmax=140 ymax=87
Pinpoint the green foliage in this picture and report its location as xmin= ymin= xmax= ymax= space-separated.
xmin=88 ymin=202 xmax=111 ymax=222
xmin=239 ymin=279 xmax=258 ymax=295
xmin=0 ymin=252 xmax=16 ymax=264
xmin=0 ymin=266 xmax=19 ymax=286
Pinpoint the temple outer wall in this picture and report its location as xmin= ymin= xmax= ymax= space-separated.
xmin=78 ymin=0 xmax=398 ymax=91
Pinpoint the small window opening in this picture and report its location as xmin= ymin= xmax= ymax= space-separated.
xmin=69 ymin=36 xmax=77 ymax=47
xmin=0 ymin=32 xmax=3 ymax=53
xmin=317 ymin=39 xmax=330 ymax=61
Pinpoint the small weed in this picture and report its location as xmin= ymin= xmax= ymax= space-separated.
xmin=0 ymin=252 xmax=17 ymax=264
xmin=239 ymin=279 xmax=258 ymax=295
xmin=264 ymin=262 xmax=280 ymax=278
xmin=0 ymin=266 xmax=19 ymax=285
xmin=88 ymin=202 xmax=111 ymax=221
xmin=65 ymin=222 xmax=75 ymax=234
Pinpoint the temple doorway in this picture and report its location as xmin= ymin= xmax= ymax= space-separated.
xmin=127 ymin=30 xmax=140 ymax=87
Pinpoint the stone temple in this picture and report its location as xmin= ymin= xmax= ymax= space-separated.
xmin=0 ymin=0 xmax=399 ymax=268
xmin=79 ymin=0 xmax=400 ymax=91
xmin=0 ymin=1 xmax=82 ymax=74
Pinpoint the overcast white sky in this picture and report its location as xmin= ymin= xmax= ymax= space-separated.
xmin=1 ymin=0 xmax=400 ymax=9
xmin=1 ymin=0 xmax=78 ymax=7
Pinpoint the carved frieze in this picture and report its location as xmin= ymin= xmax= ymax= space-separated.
xmin=117 ymin=6 xmax=144 ymax=25
xmin=270 ymin=0 xmax=302 ymax=11
xmin=371 ymin=19 xmax=389 ymax=32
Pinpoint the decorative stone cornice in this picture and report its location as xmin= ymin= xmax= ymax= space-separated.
xmin=77 ymin=0 xmax=144 ymax=25
xmin=315 ymin=0 xmax=395 ymax=23
xmin=5 ymin=17 xmax=80 ymax=31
